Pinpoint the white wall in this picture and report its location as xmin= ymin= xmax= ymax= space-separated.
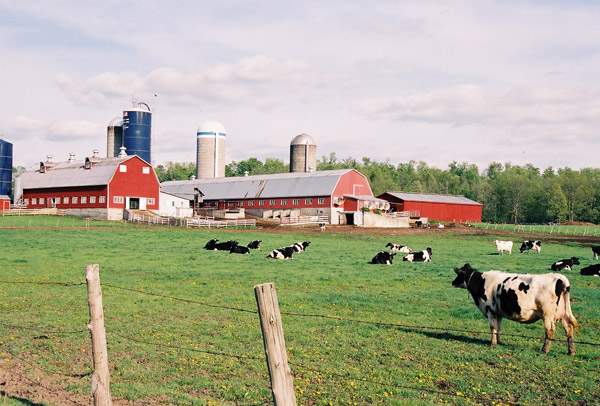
xmin=158 ymin=192 xmax=193 ymax=218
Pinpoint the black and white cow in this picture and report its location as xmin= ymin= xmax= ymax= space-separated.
xmin=291 ymin=241 xmax=311 ymax=253
xmin=204 ymin=238 xmax=219 ymax=250
xmin=403 ymin=247 xmax=432 ymax=262
xmin=580 ymin=264 xmax=600 ymax=276
xmin=385 ymin=243 xmax=412 ymax=253
xmin=370 ymin=251 xmax=396 ymax=265
xmin=248 ymin=240 xmax=262 ymax=249
xmin=229 ymin=245 xmax=250 ymax=254
xmin=551 ymin=257 xmax=580 ymax=272
xmin=266 ymin=246 xmax=295 ymax=260
xmin=210 ymin=240 xmax=238 ymax=251
xmin=318 ymin=222 xmax=326 ymax=231
xmin=520 ymin=240 xmax=542 ymax=254
xmin=452 ymin=263 xmax=577 ymax=355
xmin=592 ymin=246 xmax=600 ymax=260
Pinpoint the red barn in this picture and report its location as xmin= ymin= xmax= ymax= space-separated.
xmin=18 ymin=155 xmax=160 ymax=220
xmin=377 ymin=191 xmax=482 ymax=223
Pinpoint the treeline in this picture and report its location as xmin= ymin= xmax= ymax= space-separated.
xmin=154 ymin=154 xmax=600 ymax=224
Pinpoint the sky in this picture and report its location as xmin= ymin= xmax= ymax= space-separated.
xmin=2 ymin=1 xmax=600 ymax=173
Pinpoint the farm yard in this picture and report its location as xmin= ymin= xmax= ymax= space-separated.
xmin=0 ymin=219 xmax=599 ymax=405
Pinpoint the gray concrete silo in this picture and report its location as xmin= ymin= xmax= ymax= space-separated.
xmin=196 ymin=121 xmax=226 ymax=179
xmin=290 ymin=133 xmax=317 ymax=173
xmin=107 ymin=117 xmax=124 ymax=158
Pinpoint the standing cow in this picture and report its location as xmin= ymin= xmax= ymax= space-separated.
xmin=520 ymin=240 xmax=542 ymax=254
xmin=452 ymin=263 xmax=577 ymax=355
xmin=495 ymin=240 xmax=513 ymax=255
xmin=592 ymin=246 xmax=600 ymax=260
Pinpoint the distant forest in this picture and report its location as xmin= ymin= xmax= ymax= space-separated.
xmin=155 ymin=154 xmax=600 ymax=225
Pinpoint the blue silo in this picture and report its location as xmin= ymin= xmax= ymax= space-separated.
xmin=0 ymin=139 xmax=13 ymax=196
xmin=122 ymin=102 xmax=152 ymax=163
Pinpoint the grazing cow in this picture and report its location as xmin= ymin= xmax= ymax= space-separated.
xmin=551 ymin=257 xmax=580 ymax=272
xmin=212 ymin=240 xmax=238 ymax=251
xmin=403 ymin=247 xmax=432 ymax=262
xmin=385 ymin=243 xmax=412 ymax=253
xmin=495 ymin=240 xmax=513 ymax=255
xmin=204 ymin=238 xmax=219 ymax=250
xmin=318 ymin=222 xmax=326 ymax=231
xmin=520 ymin=240 xmax=542 ymax=254
xmin=580 ymin=264 xmax=600 ymax=276
xmin=291 ymin=241 xmax=311 ymax=253
xmin=248 ymin=240 xmax=262 ymax=249
xmin=266 ymin=246 xmax=295 ymax=260
xmin=592 ymin=246 xmax=600 ymax=260
xmin=452 ymin=263 xmax=577 ymax=355
xmin=229 ymin=245 xmax=250 ymax=254
xmin=371 ymin=251 xmax=396 ymax=265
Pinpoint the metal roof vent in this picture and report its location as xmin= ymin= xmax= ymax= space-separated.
xmin=92 ymin=149 xmax=100 ymax=158
xmin=68 ymin=152 xmax=76 ymax=163
xmin=244 ymin=171 xmax=249 ymax=177
xmin=46 ymin=155 xmax=53 ymax=163
xmin=118 ymin=146 xmax=127 ymax=158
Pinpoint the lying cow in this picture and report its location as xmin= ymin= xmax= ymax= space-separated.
xmin=291 ymin=241 xmax=310 ymax=253
xmin=266 ymin=246 xmax=295 ymax=260
xmin=592 ymin=246 xmax=600 ymax=260
xmin=248 ymin=240 xmax=262 ymax=249
xmin=520 ymin=240 xmax=542 ymax=254
xmin=495 ymin=240 xmax=513 ymax=255
xmin=204 ymin=238 xmax=219 ymax=250
xmin=551 ymin=257 xmax=580 ymax=272
xmin=403 ymin=247 xmax=432 ymax=262
xmin=230 ymin=245 xmax=250 ymax=254
xmin=452 ymin=263 xmax=577 ymax=355
xmin=371 ymin=251 xmax=396 ymax=265
xmin=580 ymin=264 xmax=600 ymax=276
xmin=385 ymin=243 xmax=412 ymax=253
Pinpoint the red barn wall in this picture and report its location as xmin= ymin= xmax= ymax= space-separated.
xmin=108 ymin=158 xmax=160 ymax=210
xmin=333 ymin=170 xmax=373 ymax=197
xmin=24 ymin=185 xmax=108 ymax=208
xmin=402 ymin=201 xmax=482 ymax=222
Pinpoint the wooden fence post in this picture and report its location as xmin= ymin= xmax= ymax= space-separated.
xmin=254 ymin=283 xmax=296 ymax=406
xmin=86 ymin=264 xmax=113 ymax=406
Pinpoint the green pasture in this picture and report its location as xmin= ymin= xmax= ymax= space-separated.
xmin=0 ymin=221 xmax=599 ymax=405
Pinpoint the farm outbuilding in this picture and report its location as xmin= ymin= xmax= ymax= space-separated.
xmin=377 ymin=191 xmax=482 ymax=223
xmin=18 ymin=153 xmax=160 ymax=220
xmin=161 ymin=169 xmax=375 ymax=224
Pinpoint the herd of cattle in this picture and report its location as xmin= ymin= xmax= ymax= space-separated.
xmin=204 ymin=235 xmax=599 ymax=355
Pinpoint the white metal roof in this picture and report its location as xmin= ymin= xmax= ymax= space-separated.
xmin=290 ymin=133 xmax=316 ymax=145
xmin=19 ymin=156 xmax=136 ymax=190
xmin=161 ymin=169 xmax=354 ymax=200
xmin=382 ymin=191 xmax=482 ymax=205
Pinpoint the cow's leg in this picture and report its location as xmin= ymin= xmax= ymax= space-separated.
xmin=561 ymin=317 xmax=576 ymax=356
xmin=542 ymin=318 xmax=555 ymax=354
xmin=488 ymin=317 xmax=501 ymax=347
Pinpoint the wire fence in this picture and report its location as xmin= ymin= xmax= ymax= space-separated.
xmin=472 ymin=222 xmax=600 ymax=236
xmin=1 ymin=278 xmax=598 ymax=405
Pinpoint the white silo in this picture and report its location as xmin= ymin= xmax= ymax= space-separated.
xmin=196 ymin=121 xmax=226 ymax=178
xmin=107 ymin=117 xmax=124 ymax=158
xmin=290 ymin=133 xmax=317 ymax=173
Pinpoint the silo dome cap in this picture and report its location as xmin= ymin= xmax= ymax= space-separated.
xmin=290 ymin=133 xmax=316 ymax=146
xmin=197 ymin=121 xmax=226 ymax=135
xmin=108 ymin=117 xmax=124 ymax=126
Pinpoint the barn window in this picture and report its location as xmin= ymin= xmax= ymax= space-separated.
xmin=31 ymin=198 xmax=37 ymax=205
xmin=63 ymin=197 xmax=69 ymax=204
xmin=305 ymin=198 xmax=313 ymax=205
xmin=81 ymin=196 xmax=87 ymax=204
xmin=248 ymin=201 xmax=254 ymax=207
xmin=24 ymin=198 xmax=29 ymax=205
xmin=72 ymin=197 xmax=78 ymax=204
xmin=293 ymin=199 xmax=299 ymax=205
xmin=113 ymin=196 xmax=124 ymax=204
xmin=142 ymin=167 xmax=150 ymax=174
xmin=239 ymin=201 xmax=244 ymax=207
xmin=281 ymin=199 xmax=287 ymax=206
xmin=90 ymin=196 xmax=96 ymax=204
xmin=147 ymin=198 xmax=155 ymax=205
xmin=39 ymin=198 xmax=45 ymax=205
xmin=119 ymin=165 xmax=127 ymax=172
xmin=99 ymin=196 xmax=106 ymax=204
xmin=259 ymin=200 xmax=265 ymax=206
xmin=270 ymin=200 xmax=276 ymax=206
xmin=318 ymin=198 xmax=325 ymax=205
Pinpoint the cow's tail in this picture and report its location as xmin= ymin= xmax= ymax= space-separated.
xmin=559 ymin=280 xmax=579 ymax=333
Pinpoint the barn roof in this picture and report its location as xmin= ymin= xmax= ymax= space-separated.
xmin=380 ymin=191 xmax=482 ymax=205
xmin=161 ymin=169 xmax=355 ymax=200
xmin=18 ymin=156 xmax=142 ymax=189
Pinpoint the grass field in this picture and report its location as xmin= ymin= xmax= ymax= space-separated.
xmin=0 ymin=219 xmax=599 ymax=405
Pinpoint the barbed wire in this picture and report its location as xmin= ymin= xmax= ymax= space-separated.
xmin=0 ymin=280 xmax=85 ymax=287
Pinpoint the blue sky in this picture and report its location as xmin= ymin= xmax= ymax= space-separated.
xmin=2 ymin=1 xmax=600 ymax=172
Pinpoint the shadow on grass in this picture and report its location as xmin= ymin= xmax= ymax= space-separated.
xmin=0 ymin=391 xmax=45 ymax=406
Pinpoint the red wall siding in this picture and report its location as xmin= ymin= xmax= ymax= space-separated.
xmin=1 ymin=198 xmax=10 ymax=210
xmin=204 ymin=196 xmax=331 ymax=210
xmin=24 ymin=186 xmax=108 ymax=208
xmin=403 ymin=201 xmax=482 ymax=222
xmin=108 ymin=157 xmax=160 ymax=210
xmin=333 ymin=170 xmax=373 ymax=197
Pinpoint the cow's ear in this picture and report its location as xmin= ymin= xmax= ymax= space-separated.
xmin=453 ymin=268 xmax=461 ymax=274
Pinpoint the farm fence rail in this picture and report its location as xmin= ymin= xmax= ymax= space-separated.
xmin=1 ymin=274 xmax=598 ymax=405
xmin=472 ymin=222 xmax=600 ymax=236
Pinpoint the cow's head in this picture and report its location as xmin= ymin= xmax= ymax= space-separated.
xmin=426 ymin=247 xmax=432 ymax=256
xmin=571 ymin=257 xmax=580 ymax=265
xmin=452 ymin=263 xmax=477 ymax=289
